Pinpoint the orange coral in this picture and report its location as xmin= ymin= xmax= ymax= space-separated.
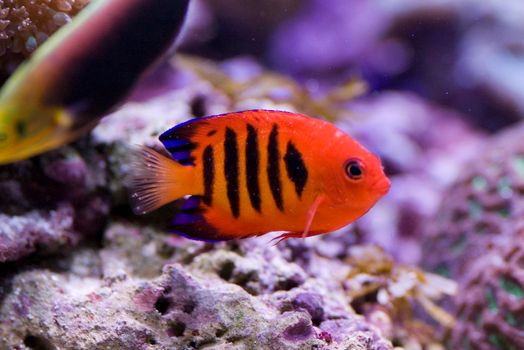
xmin=0 ymin=0 xmax=89 ymax=78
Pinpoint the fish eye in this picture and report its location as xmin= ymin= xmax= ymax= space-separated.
xmin=345 ymin=159 xmax=364 ymax=180
xmin=15 ymin=120 xmax=27 ymax=137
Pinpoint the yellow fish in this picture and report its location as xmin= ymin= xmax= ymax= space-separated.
xmin=0 ymin=0 xmax=189 ymax=165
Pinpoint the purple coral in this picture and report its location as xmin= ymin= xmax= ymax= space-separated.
xmin=422 ymin=121 xmax=524 ymax=349
xmin=423 ymin=122 xmax=524 ymax=280
xmin=269 ymin=0 xmax=397 ymax=77
xmin=0 ymin=203 xmax=76 ymax=261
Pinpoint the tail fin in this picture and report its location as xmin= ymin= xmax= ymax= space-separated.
xmin=128 ymin=146 xmax=192 ymax=215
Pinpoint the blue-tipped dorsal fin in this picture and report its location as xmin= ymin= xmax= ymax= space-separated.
xmin=159 ymin=117 xmax=214 ymax=165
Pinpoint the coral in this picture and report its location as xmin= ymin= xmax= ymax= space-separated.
xmin=422 ymin=122 xmax=524 ymax=349
xmin=449 ymin=221 xmax=524 ymax=350
xmin=270 ymin=0 xmax=395 ymax=78
xmin=423 ymin=122 xmax=524 ymax=281
xmin=0 ymin=203 xmax=76 ymax=261
xmin=344 ymin=245 xmax=456 ymax=349
xmin=0 ymin=0 xmax=90 ymax=79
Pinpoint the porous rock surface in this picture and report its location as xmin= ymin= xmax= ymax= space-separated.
xmin=0 ymin=145 xmax=110 ymax=262
xmin=0 ymin=221 xmax=393 ymax=350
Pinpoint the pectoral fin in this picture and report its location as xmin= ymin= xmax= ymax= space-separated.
xmin=301 ymin=193 xmax=326 ymax=238
xmin=270 ymin=193 xmax=327 ymax=244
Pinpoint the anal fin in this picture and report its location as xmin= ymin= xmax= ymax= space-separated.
xmin=168 ymin=196 xmax=225 ymax=242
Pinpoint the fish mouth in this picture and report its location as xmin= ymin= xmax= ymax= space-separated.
xmin=374 ymin=177 xmax=391 ymax=195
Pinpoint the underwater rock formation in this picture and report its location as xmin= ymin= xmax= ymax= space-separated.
xmin=0 ymin=0 xmax=89 ymax=79
xmin=0 ymin=222 xmax=394 ymax=349
xmin=0 ymin=145 xmax=110 ymax=262
xmin=0 ymin=56 xmax=410 ymax=349
xmin=0 ymin=55 xmax=462 ymax=349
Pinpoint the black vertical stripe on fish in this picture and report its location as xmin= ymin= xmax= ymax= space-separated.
xmin=267 ymin=124 xmax=284 ymax=211
xmin=284 ymin=141 xmax=308 ymax=198
xmin=245 ymin=124 xmax=261 ymax=212
xmin=224 ymin=127 xmax=240 ymax=218
xmin=202 ymin=145 xmax=214 ymax=206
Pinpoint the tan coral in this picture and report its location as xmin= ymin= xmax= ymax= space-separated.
xmin=345 ymin=245 xmax=457 ymax=349
xmin=0 ymin=0 xmax=89 ymax=78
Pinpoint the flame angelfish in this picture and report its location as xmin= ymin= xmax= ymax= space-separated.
xmin=130 ymin=110 xmax=390 ymax=241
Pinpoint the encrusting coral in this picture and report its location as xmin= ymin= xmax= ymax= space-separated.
xmin=0 ymin=145 xmax=110 ymax=262
xmin=449 ymin=221 xmax=524 ymax=350
xmin=422 ymin=121 xmax=524 ymax=349
xmin=423 ymin=122 xmax=524 ymax=281
xmin=0 ymin=0 xmax=90 ymax=79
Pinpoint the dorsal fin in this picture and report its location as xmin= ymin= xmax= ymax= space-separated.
xmin=159 ymin=117 xmax=213 ymax=165
xmin=159 ymin=110 xmax=311 ymax=166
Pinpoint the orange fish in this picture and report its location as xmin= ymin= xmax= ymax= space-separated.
xmin=129 ymin=110 xmax=390 ymax=241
